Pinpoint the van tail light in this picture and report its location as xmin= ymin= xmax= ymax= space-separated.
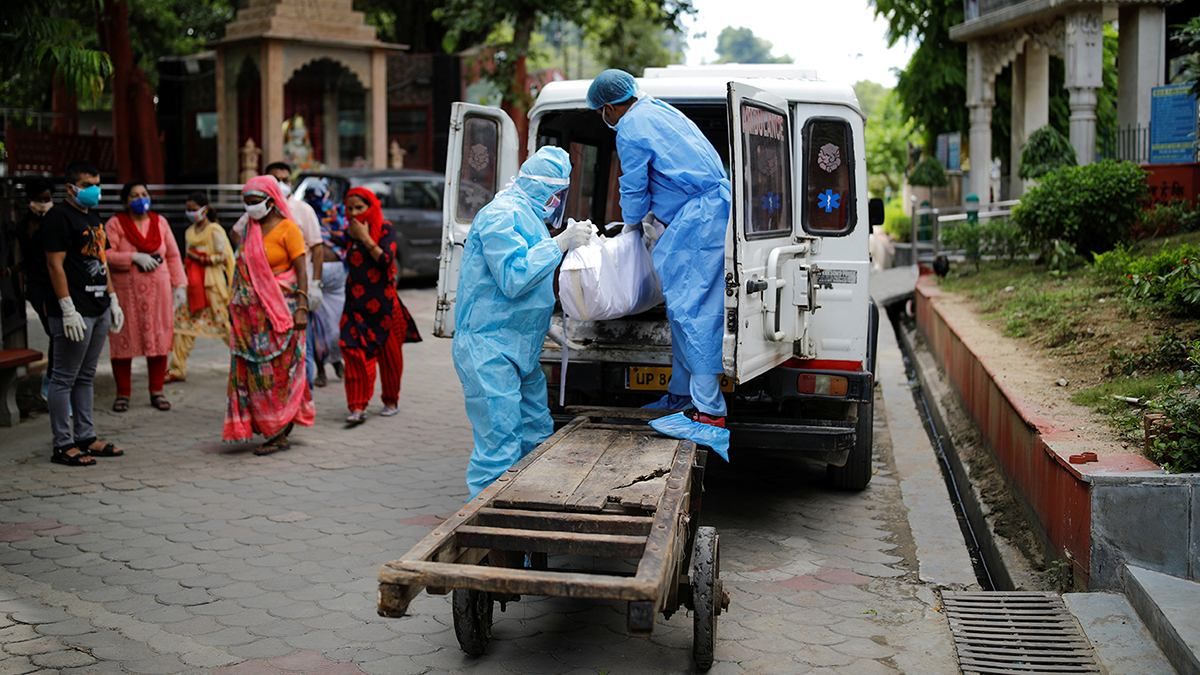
xmin=797 ymin=374 xmax=849 ymax=397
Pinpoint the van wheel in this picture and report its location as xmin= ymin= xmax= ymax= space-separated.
xmin=827 ymin=397 xmax=873 ymax=491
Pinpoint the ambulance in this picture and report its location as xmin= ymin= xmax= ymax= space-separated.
xmin=434 ymin=66 xmax=883 ymax=490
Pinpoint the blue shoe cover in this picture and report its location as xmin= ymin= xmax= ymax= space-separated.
xmin=642 ymin=393 xmax=692 ymax=411
xmin=649 ymin=412 xmax=730 ymax=462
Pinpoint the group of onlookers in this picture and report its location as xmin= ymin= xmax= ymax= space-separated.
xmin=14 ymin=159 xmax=419 ymax=465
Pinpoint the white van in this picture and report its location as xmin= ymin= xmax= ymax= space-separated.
xmin=434 ymin=71 xmax=883 ymax=490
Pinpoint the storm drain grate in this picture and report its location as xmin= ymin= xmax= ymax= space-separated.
xmin=942 ymin=592 xmax=1101 ymax=674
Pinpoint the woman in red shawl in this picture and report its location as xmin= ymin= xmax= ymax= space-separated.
xmin=222 ymin=175 xmax=315 ymax=454
xmin=340 ymin=187 xmax=421 ymax=425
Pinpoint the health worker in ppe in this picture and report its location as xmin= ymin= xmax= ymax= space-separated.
xmin=588 ymin=68 xmax=733 ymax=461
xmin=453 ymin=145 xmax=595 ymax=499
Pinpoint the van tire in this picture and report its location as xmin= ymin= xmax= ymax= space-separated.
xmin=826 ymin=397 xmax=873 ymax=491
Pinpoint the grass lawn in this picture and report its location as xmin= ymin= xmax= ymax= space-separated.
xmin=938 ymin=231 xmax=1200 ymax=441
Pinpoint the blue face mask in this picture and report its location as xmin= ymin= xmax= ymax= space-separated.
xmin=75 ymin=184 xmax=101 ymax=209
xmin=129 ymin=196 xmax=151 ymax=215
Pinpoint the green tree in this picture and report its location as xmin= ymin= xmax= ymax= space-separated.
xmin=1019 ymin=126 xmax=1076 ymax=180
xmin=854 ymin=80 xmax=888 ymax=120
xmin=865 ymin=89 xmax=919 ymax=197
xmin=714 ymin=26 xmax=792 ymax=64
xmin=0 ymin=2 xmax=112 ymax=107
xmin=1172 ymin=16 xmax=1200 ymax=96
xmin=870 ymin=0 xmax=965 ymax=149
xmin=436 ymin=0 xmax=693 ymax=112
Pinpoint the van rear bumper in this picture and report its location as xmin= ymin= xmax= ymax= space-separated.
xmin=549 ymin=413 xmax=855 ymax=464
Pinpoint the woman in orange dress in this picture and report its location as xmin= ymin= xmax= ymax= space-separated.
xmin=222 ymin=175 xmax=314 ymax=454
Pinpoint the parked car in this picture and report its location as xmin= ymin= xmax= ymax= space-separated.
xmin=294 ymin=169 xmax=444 ymax=279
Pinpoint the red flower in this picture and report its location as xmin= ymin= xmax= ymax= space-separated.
xmin=366 ymin=298 xmax=381 ymax=314
xmin=349 ymin=251 xmax=364 ymax=267
xmin=351 ymin=285 xmax=366 ymax=299
xmin=367 ymin=268 xmax=381 ymax=284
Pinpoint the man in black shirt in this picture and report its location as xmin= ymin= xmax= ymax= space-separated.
xmin=41 ymin=161 xmax=126 ymax=466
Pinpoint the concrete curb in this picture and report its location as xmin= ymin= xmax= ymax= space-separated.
xmin=876 ymin=309 xmax=979 ymax=589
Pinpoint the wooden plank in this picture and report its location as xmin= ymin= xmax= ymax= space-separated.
xmin=455 ymin=526 xmax=646 ymax=558
xmin=379 ymin=559 xmax=655 ymax=601
xmin=474 ymin=508 xmax=654 ymax=535
xmin=566 ymin=433 xmax=678 ymax=513
xmin=631 ymin=440 xmax=696 ymax=611
xmin=493 ymin=429 xmax=619 ymax=511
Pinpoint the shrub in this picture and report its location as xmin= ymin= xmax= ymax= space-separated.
xmin=1097 ymin=242 xmax=1200 ymax=317
xmin=1012 ymin=160 xmax=1148 ymax=255
xmin=981 ymin=218 xmax=1028 ymax=262
xmin=909 ymin=156 xmax=948 ymax=188
xmin=1107 ymin=333 xmax=1194 ymax=377
xmin=1133 ymin=201 xmax=1198 ymax=240
xmin=1047 ymin=239 xmax=1084 ymax=275
xmin=883 ymin=198 xmax=911 ymax=241
xmin=1147 ymin=341 xmax=1200 ymax=473
xmin=1019 ymin=126 xmax=1077 ymax=180
xmin=942 ymin=221 xmax=984 ymax=270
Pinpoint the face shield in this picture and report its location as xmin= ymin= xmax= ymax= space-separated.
xmin=544 ymin=187 xmax=569 ymax=229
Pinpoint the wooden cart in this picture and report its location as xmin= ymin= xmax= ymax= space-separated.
xmin=377 ymin=410 xmax=730 ymax=670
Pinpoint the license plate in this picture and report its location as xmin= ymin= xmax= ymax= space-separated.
xmin=626 ymin=367 xmax=734 ymax=392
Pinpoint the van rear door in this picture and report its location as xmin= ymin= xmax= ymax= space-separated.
xmin=725 ymin=82 xmax=815 ymax=383
xmin=434 ymin=103 xmax=519 ymax=337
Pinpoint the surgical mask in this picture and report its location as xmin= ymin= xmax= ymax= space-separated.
xmin=244 ymin=200 xmax=272 ymax=221
xmin=276 ymin=180 xmax=292 ymax=198
xmin=73 ymin=184 xmax=101 ymax=208
xmin=29 ymin=200 xmax=52 ymax=216
xmin=185 ymin=208 xmax=206 ymax=223
xmin=129 ymin=197 xmax=151 ymax=215
xmin=602 ymin=107 xmax=618 ymax=131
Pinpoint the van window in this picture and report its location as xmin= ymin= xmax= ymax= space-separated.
xmin=739 ymin=103 xmax=792 ymax=239
xmin=456 ymin=116 xmax=499 ymax=223
xmin=802 ymin=118 xmax=855 ymax=235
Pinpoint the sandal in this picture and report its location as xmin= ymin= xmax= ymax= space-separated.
xmin=150 ymin=394 xmax=172 ymax=411
xmin=314 ymin=371 xmax=327 ymax=388
xmin=164 ymin=373 xmax=185 ymax=384
xmin=112 ymin=397 xmax=130 ymax=413
xmin=80 ymin=439 xmax=124 ymax=457
xmin=345 ymin=410 xmax=367 ymax=426
xmin=253 ymin=432 xmax=292 ymax=456
xmin=51 ymin=446 xmax=95 ymax=467
xmin=332 ymin=362 xmax=344 ymax=379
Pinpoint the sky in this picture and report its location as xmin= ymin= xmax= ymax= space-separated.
xmin=682 ymin=0 xmax=916 ymax=87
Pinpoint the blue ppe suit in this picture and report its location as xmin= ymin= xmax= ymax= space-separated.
xmin=615 ymin=97 xmax=731 ymax=417
xmin=453 ymin=146 xmax=570 ymax=499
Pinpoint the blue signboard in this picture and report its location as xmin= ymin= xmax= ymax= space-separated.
xmin=1150 ymin=84 xmax=1198 ymax=164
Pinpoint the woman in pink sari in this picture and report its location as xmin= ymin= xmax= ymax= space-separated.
xmin=222 ymin=175 xmax=315 ymax=454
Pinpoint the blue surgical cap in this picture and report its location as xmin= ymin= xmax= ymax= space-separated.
xmin=587 ymin=69 xmax=638 ymax=110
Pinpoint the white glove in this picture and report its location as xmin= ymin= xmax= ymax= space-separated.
xmin=547 ymin=324 xmax=586 ymax=351
xmin=109 ymin=292 xmax=125 ymax=333
xmin=554 ymin=218 xmax=595 ymax=253
xmin=308 ymin=283 xmax=324 ymax=311
xmin=131 ymin=252 xmax=160 ymax=272
xmin=642 ymin=221 xmax=663 ymax=247
xmin=58 ymin=297 xmax=86 ymax=342
xmin=173 ymin=286 xmax=187 ymax=312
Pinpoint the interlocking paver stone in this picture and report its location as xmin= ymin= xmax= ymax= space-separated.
xmin=0 ymin=288 xmax=960 ymax=673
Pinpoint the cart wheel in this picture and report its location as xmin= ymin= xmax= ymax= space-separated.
xmin=691 ymin=526 xmax=720 ymax=672
xmin=452 ymin=588 xmax=493 ymax=656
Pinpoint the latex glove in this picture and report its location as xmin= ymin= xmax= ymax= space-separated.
xmin=58 ymin=297 xmax=86 ymax=342
xmin=308 ymin=283 xmax=324 ymax=311
xmin=642 ymin=221 xmax=663 ymax=248
xmin=131 ymin=252 xmax=160 ymax=272
xmin=109 ymin=292 xmax=125 ymax=333
xmin=547 ymin=324 xmax=586 ymax=351
xmin=173 ymin=286 xmax=187 ymax=312
xmin=554 ymin=218 xmax=595 ymax=253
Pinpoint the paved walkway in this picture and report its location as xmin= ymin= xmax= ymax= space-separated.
xmin=0 ymin=287 xmax=958 ymax=674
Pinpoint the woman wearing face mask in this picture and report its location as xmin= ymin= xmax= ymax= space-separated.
xmin=104 ymin=182 xmax=186 ymax=413
xmin=167 ymin=192 xmax=234 ymax=383
xmin=338 ymin=187 xmax=421 ymax=425
xmin=223 ymin=176 xmax=314 ymax=455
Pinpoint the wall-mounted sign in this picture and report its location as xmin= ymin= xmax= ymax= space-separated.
xmin=1149 ymin=84 xmax=1198 ymax=165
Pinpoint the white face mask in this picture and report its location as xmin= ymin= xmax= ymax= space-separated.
xmin=185 ymin=208 xmax=206 ymax=224
xmin=29 ymin=200 xmax=52 ymax=216
xmin=602 ymin=106 xmax=619 ymax=131
xmin=244 ymin=200 xmax=272 ymax=221
xmin=276 ymin=180 xmax=292 ymax=198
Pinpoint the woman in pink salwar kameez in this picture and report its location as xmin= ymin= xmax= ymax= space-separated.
xmin=222 ymin=175 xmax=315 ymax=454
xmin=104 ymin=182 xmax=186 ymax=412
